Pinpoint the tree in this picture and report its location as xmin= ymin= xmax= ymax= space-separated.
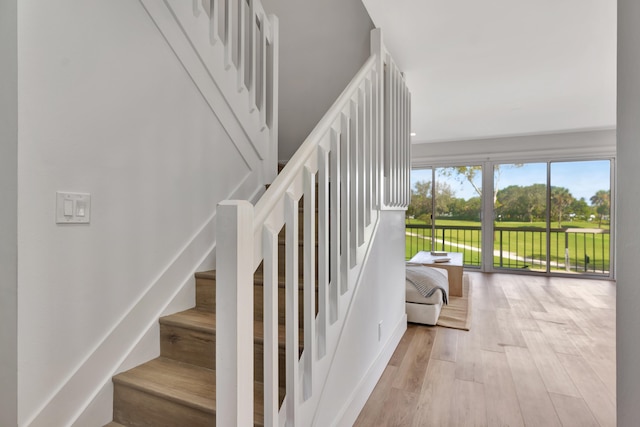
xmin=590 ymin=189 xmax=611 ymax=228
xmin=569 ymin=197 xmax=591 ymax=220
xmin=496 ymin=184 xmax=545 ymax=222
xmin=441 ymin=164 xmax=522 ymax=206
xmin=408 ymin=179 xmax=456 ymax=223
xmin=408 ymin=180 xmax=432 ymax=221
xmin=551 ymin=187 xmax=575 ymax=228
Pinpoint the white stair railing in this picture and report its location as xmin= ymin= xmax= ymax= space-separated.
xmin=140 ymin=0 xmax=279 ymax=181
xmin=217 ymin=28 xmax=410 ymax=426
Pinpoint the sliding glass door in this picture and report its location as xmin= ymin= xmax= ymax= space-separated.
xmin=550 ymin=160 xmax=611 ymax=274
xmin=492 ymin=160 xmax=612 ymax=275
xmin=493 ymin=162 xmax=548 ymax=271
xmin=407 ymin=165 xmax=482 ymax=267
xmin=408 ymin=159 xmax=613 ymax=277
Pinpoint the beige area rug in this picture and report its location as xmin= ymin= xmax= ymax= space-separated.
xmin=436 ymin=273 xmax=471 ymax=331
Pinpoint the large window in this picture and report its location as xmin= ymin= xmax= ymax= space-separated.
xmin=407 ymin=165 xmax=482 ymax=267
xmin=407 ymin=159 xmax=613 ymax=278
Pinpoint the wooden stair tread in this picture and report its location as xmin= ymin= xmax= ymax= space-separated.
xmin=160 ymin=308 xmax=303 ymax=346
xmin=195 ymin=270 xmax=216 ymax=280
xmin=104 ymin=423 xmax=125 ymax=427
xmin=113 ymin=357 xmax=215 ymax=414
xmin=113 ymin=357 xmax=279 ymax=424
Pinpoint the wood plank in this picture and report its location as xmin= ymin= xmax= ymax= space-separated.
xmin=476 ymin=309 xmax=505 ymax=353
xmin=388 ymin=323 xmax=416 ymax=367
xmin=535 ymin=318 xmax=581 ymax=356
xmin=558 ymin=353 xmax=616 ymax=427
xmin=504 ymin=346 xmax=562 ymax=427
xmin=356 ymin=273 xmax=616 ymax=427
xmin=353 ymin=366 xmax=398 ymax=426
xmin=411 ymin=359 xmax=456 ymax=427
xmin=451 ymin=379 xmax=487 ymax=427
xmin=481 ymin=350 xmax=525 ymax=427
xmin=549 ymin=392 xmax=599 ymax=427
xmin=377 ymin=388 xmax=419 ymax=427
xmin=454 ymin=328 xmax=483 ymax=382
xmin=569 ymin=332 xmax=616 ymax=400
xmin=430 ymin=327 xmax=458 ymax=362
xmin=391 ymin=326 xmax=435 ymax=393
xmin=521 ymin=330 xmax=581 ymax=397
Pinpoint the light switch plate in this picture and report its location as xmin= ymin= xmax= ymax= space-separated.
xmin=56 ymin=192 xmax=91 ymax=224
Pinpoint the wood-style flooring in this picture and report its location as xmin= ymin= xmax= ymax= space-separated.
xmin=355 ymin=272 xmax=616 ymax=427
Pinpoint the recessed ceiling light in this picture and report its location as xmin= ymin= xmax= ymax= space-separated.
xmin=410 ymin=132 xmax=416 ymax=137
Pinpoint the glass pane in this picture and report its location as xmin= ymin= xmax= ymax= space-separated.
xmin=550 ymin=160 xmax=611 ymax=275
xmin=406 ymin=168 xmax=433 ymax=259
xmin=433 ymin=166 xmax=482 ymax=267
xmin=494 ymin=163 xmax=548 ymax=271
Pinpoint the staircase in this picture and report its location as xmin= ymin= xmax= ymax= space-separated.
xmin=109 ymin=192 xmax=313 ymax=426
xmin=106 ymin=7 xmax=411 ymax=424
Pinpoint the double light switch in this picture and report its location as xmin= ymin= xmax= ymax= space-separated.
xmin=56 ymin=192 xmax=91 ymax=224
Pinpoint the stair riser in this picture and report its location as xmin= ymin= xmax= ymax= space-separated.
xmin=159 ymin=323 xmax=287 ymax=385
xmin=113 ymin=384 xmax=213 ymax=427
xmin=196 ymin=277 xmax=215 ymax=312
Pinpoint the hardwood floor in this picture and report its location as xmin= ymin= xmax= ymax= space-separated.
xmin=355 ymin=272 xmax=616 ymax=427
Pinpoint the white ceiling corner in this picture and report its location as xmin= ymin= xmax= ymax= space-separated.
xmin=362 ymin=0 xmax=617 ymax=144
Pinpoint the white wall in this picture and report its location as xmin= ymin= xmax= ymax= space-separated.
xmin=617 ymin=1 xmax=640 ymax=425
xmin=260 ymin=0 xmax=374 ymax=160
xmin=17 ymin=1 xmax=264 ymax=425
xmin=0 ymin=0 xmax=18 ymax=425
xmin=411 ymin=129 xmax=616 ymax=166
xmin=312 ymin=211 xmax=407 ymax=426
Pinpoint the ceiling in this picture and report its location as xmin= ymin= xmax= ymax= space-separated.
xmin=361 ymin=0 xmax=617 ymax=144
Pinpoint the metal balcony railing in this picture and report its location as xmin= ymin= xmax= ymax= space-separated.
xmin=406 ymin=223 xmax=610 ymax=275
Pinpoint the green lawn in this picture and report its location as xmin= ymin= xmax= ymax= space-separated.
xmin=406 ymin=219 xmax=610 ymax=274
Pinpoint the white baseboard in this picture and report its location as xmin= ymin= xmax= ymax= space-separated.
xmin=333 ymin=314 xmax=407 ymax=427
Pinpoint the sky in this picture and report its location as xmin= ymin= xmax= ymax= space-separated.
xmin=411 ymin=160 xmax=611 ymax=204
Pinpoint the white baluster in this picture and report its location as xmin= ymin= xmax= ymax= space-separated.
xmin=248 ymin=0 xmax=257 ymax=112
xmin=284 ymin=193 xmax=299 ymax=426
xmin=302 ymin=166 xmax=316 ymax=400
xmin=210 ymin=0 xmax=219 ymax=45
xmin=317 ymin=145 xmax=329 ymax=354
xmin=349 ymin=100 xmax=359 ymax=264
xmin=340 ymin=112 xmax=351 ymax=292
xmin=329 ymin=128 xmax=341 ymax=320
xmin=224 ymin=0 xmax=233 ymax=69
xmin=262 ymin=225 xmax=279 ymax=427
xmin=236 ymin=0 xmax=245 ymax=91
xmin=260 ymin=15 xmax=268 ymax=130
xmin=357 ymin=86 xmax=366 ymax=243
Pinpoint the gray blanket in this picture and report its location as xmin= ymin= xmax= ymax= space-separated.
xmin=406 ymin=264 xmax=449 ymax=305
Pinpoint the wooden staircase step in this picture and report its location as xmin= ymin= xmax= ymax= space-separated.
xmin=103 ymin=423 xmax=125 ymax=427
xmin=194 ymin=270 xmax=216 ymax=281
xmin=195 ymin=270 xmax=215 ymax=312
xmin=160 ymin=308 xmax=300 ymax=348
xmin=159 ymin=308 xmax=302 ymax=371
xmin=113 ymin=357 xmax=272 ymax=427
xmin=113 ymin=357 xmax=215 ymax=426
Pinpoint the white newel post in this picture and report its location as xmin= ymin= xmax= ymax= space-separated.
xmin=216 ymin=200 xmax=255 ymax=426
